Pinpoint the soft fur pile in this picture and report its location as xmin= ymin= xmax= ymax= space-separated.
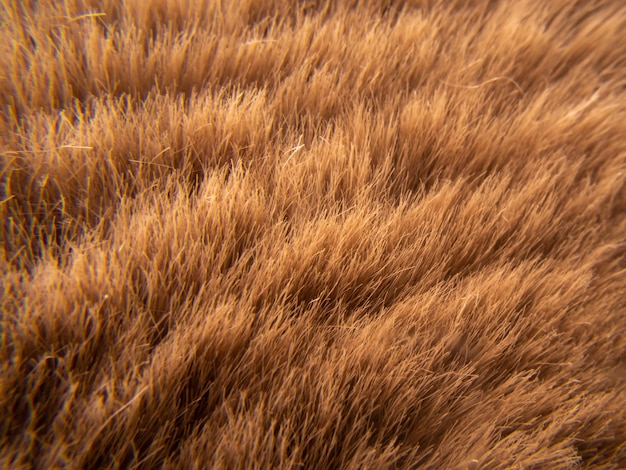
xmin=1 ymin=0 xmax=626 ymax=468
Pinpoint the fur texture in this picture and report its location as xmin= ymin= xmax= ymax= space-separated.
xmin=1 ymin=0 xmax=626 ymax=468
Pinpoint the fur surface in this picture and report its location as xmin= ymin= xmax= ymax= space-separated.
xmin=1 ymin=0 xmax=626 ymax=468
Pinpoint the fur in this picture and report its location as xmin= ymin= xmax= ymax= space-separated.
xmin=1 ymin=0 xmax=626 ymax=468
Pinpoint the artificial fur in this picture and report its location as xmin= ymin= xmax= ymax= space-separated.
xmin=1 ymin=0 xmax=626 ymax=468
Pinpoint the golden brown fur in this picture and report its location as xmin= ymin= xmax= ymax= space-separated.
xmin=1 ymin=0 xmax=626 ymax=468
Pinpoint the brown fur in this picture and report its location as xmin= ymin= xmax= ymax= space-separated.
xmin=1 ymin=0 xmax=626 ymax=468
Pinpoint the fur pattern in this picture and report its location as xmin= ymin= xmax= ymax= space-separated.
xmin=1 ymin=0 xmax=625 ymax=468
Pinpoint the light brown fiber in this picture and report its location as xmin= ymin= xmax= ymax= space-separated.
xmin=1 ymin=0 xmax=625 ymax=468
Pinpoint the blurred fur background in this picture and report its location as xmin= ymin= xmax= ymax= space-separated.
xmin=1 ymin=0 xmax=626 ymax=468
